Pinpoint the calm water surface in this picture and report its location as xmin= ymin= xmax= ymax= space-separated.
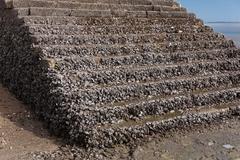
xmin=207 ymin=23 xmax=240 ymax=47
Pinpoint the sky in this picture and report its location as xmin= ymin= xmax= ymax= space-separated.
xmin=178 ymin=0 xmax=240 ymax=22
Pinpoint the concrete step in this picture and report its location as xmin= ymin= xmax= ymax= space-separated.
xmin=22 ymin=16 xmax=203 ymax=26
xmin=72 ymin=72 xmax=240 ymax=106
xmin=34 ymin=33 xmax=224 ymax=46
xmin=16 ymin=7 xmax=193 ymax=18
xmin=87 ymin=101 xmax=240 ymax=147
xmin=39 ymin=40 xmax=235 ymax=58
xmin=13 ymin=0 xmax=184 ymax=12
xmin=85 ymin=85 xmax=240 ymax=126
xmin=19 ymin=0 xmax=179 ymax=6
xmin=27 ymin=24 xmax=213 ymax=35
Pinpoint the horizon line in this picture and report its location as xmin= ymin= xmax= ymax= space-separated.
xmin=207 ymin=21 xmax=240 ymax=24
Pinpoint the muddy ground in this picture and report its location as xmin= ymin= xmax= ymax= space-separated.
xmin=0 ymin=84 xmax=240 ymax=160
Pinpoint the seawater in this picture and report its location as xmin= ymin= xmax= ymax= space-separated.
xmin=207 ymin=23 xmax=240 ymax=48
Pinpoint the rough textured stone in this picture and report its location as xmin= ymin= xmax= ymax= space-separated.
xmin=0 ymin=0 xmax=239 ymax=148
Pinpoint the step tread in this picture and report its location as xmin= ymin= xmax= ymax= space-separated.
xmin=71 ymin=47 xmax=238 ymax=59
xmin=38 ymin=40 xmax=235 ymax=62
xmin=20 ymin=15 xmax=202 ymax=27
xmin=13 ymin=0 xmax=182 ymax=11
xmin=16 ymin=7 xmax=192 ymax=18
xmin=103 ymin=100 xmax=240 ymax=129
xmin=34 ymin=32 xmax=220 ymax=38
xmin=72 ymin=71 xmax=240 ymax=107
xmin=98 ymin=81 xmax=240 ymax=111
xmin=27 ymin=23 xmax=203 ymax=28
xmin=43 ymin=48 xmax=239 ymax=69
xmin=72 ymin=83 xmax=240 ymax=128
xmin=14 ymin=0 xmax=179 ymax=6
xmin=34 ymin=32 xmax=224 ymax=46
xmin=17 ymin=7 xmax=187 ymax=12
xmin=21 ymin=16 xmax=200 ymax=25
xmin=37 ymin=39 xmax=233 ymax=48
xmin=27 ymin=23 xmax=212 ymax=35
xmin=60 ymin=58 xmax=240 ymax=76
xmin=87 ymin=102 xmax=240 ymax=147
xmin=78 ymin=70 xmax=240 ymax=94
xmin=87 ymin=48 xmax=240 ymax=63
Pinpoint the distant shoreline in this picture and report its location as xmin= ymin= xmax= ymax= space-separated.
xmin=206 ymin=22 xmax=240 ymax=48
xmin=207 ymin=22 xmax=240 ymax=24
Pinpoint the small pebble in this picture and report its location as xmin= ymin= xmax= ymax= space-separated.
xmin=170 ymin=110 xmax=175 ymax=113
xmin=208 ymin=142 xmax=214 ymax=146
xmin=223 ymin=144 xmax=234 ymax=149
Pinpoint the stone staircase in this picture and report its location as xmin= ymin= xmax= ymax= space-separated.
xmin=0 ymin=0 xmax=240 ymax=148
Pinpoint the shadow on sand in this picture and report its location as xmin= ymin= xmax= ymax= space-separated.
xmin=0 ymin=0 xmax=63 ymax=146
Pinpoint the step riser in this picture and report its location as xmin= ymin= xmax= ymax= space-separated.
xmin=14 ymin=0 xmax=179 ymax=6
xmin=16 ymin=8 xmax=192 ymax=18
xmin=28 ymin=25 xmax=212 ymax=35
xmin=87 ymin=108 xmax=240 ymax=147
xmin=78 ymin=87 xmax=240 ymax=126
xmin=41 ymin=40 xmax=234 ymax=58
xmin=151 ymin=0 xmax=179 ymax=6
xmin=35 ymin=33 xmax=223 ymax=46
xmin=54 ymin=55 xmax=239 ymax=76
xmin=42 ymin=49 xmax=240 ymax=70
xmin=7 ymin=20 xmax=208 ymax=36
xmin=22 ymin=16 xmax=202 ymax=26
xmin=98 ymin=49 xmax=240 ymax=68
xmin=77 ymin=72 xmax=240 ymax=106
xmin=13 ymin=1 xmax=184 ymax=12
